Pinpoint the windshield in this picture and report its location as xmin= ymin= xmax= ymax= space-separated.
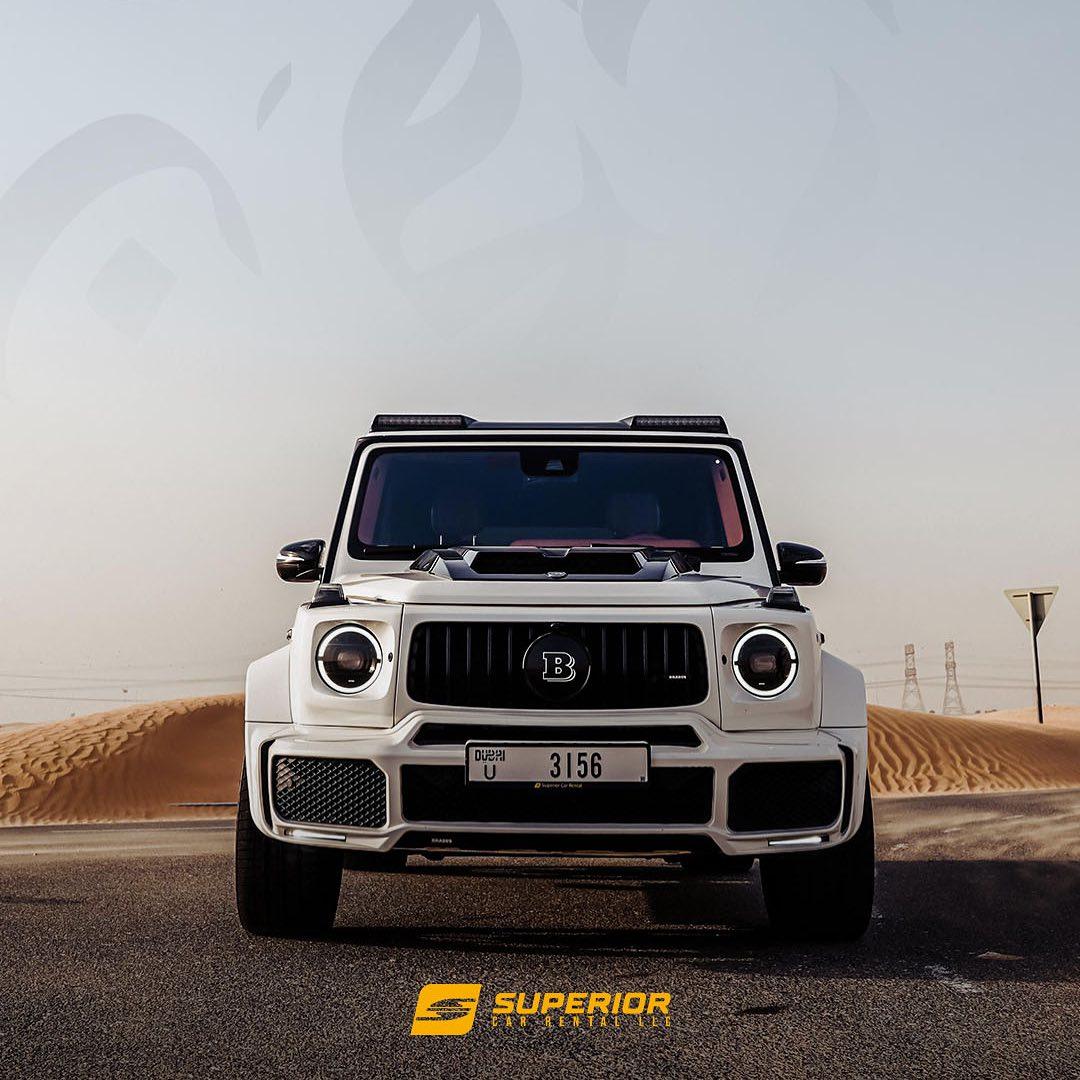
xmin=347 ymin=446 xmax=752 ymax=562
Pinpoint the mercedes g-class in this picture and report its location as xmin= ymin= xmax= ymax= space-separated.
xmin=235 ymin=414 xmax=873 ymax=939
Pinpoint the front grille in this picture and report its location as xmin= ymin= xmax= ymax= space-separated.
xmin=412 ymin=723 xmax=702 ymax=748
xmin=406 ymin=621 xmax=708 ymax=709
xmin=271 ymin=756 xmax=387 ymax=829
xmin=727 ymin=761 xmax=843 ymax=833
xmin=400 ymin=765 xmax=714 ymax=824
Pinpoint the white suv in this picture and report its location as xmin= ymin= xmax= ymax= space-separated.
xmin=236 ymin=415 xmax=874 ymax=939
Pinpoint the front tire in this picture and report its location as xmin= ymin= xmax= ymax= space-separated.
xmin=759 ymin=780 xmax=875 ymax=941
xmin=235 ymin=765 xmax=343 ymax=937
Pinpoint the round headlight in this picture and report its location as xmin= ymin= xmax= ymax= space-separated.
xmin=732 ymin=627 xmax=798 ymax=698
xmin=316 ymin=624 xmax=382 ymax=694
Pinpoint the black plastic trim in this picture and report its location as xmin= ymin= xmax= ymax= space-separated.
xmin=401 ymin=764 xmax=714 ymax=825
xmin=412 ymin=722 xmax=702 ymax=748
xmin=763 ymin=585 xmax=805 ymax=612
xmin=738 ymin=448 xmax=778 ymax=586
xmin=371 ymin=416 xmax=729 ymax=433
xmin=259 ymin=741 xmax=274 ymax=828
xmin=413 ymin=546 xmax=693 ymax=581
xmin=308 ymin=584 xmax=348 ymax=608
xmin=839 ymin=745 xmax=856 ymax=833
xmin=322 ymin=437 xmax=364 ymax=585
xmin=393 ymin=830 xmax=722 ymax=855
xmin=460 ymin=421 xmax=634 ymax=431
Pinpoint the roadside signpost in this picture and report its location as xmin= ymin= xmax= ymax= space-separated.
xmin=1004 ymin=586 xmax=1059 ymax=724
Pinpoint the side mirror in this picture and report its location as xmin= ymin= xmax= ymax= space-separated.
xmin=777 ymin=542 xmax=827 ymax=586
xmin=276 ymin=539 xmax=325 ymax=583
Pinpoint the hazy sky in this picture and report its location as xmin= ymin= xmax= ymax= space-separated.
xmin=2 ymin=1 xmax=1078 ymax=721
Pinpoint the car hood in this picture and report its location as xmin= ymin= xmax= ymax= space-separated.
xmin=334 ymin=571 xmax=772 ymax=608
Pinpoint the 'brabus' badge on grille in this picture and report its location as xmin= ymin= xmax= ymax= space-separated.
xmin=522 ymin=632 xmax=591 ymax=701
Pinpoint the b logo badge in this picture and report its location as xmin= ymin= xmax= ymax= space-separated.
xmin=541 ymin=651 xmax=576 ymax=682
xmin=411 ymin=983 xmax=483 ymax=1036
xmin=522 ymin=633 xmax=591 ymax=701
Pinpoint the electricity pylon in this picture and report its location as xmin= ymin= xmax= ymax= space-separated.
xmin=942 ymin=640 xmax=966 ymax=716
xmin=901 ymin=643 xmax=925 ymax=712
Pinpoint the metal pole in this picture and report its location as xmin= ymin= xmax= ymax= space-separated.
xmin=1029 ymin=593 xmax=1045 ymax=725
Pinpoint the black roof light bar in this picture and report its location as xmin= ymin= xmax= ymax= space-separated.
xmin=370 ymin=414 xmax=476 ymax=431
xmin=622 ymin=415 xmax=728 ymax=434
xmin=369 ymin=414 xmax=729 ymax=435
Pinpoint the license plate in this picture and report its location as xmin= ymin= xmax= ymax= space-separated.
xmin=466 ymin=743 xmax=649 ymax=783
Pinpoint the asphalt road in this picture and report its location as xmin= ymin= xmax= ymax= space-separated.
xmin=1 ymin=791 xmax=1078 ymax=1079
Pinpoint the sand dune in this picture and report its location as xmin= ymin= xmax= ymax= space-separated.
xmin=868 ymin=705 xmax=1080 ymax=797
xmin=3 ymin=695 xmax=1080 ymax=824
xmin=0 ymin=695 xmax=243 ymax=825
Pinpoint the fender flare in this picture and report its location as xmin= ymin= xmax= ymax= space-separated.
xmin=821 ymin=651 xmax=867 ymax=728
xmin=244 ymin=646 xmax=291 ymax=835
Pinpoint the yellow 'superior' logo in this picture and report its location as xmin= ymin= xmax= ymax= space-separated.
xmin=411 ymin=984 xmax=483 ymax=1036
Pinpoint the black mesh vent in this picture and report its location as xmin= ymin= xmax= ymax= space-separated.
xmin=271 ymin=756 xmax=387 ymax=828
xmin=401 ymin=765 xmax=714 ymax=825
xmin=727 ymin=761 xmax=843 ymax=833
xmin=412 ymin=723 xmax=702 ymax=748
xmin=406 ymin=622 xmax=708 ymax=709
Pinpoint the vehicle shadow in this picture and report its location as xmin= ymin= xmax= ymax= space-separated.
xmin=331 ymin=857 xmax=1080 ymax=983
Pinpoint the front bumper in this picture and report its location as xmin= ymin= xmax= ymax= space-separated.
xmin=244 ymin=712 xmax=868 ymax=858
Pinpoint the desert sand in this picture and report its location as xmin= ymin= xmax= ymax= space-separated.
xmin=0 ymin=695 xmax=244 ymax=825
xmin=2 ymin=696 xmax=1080 ymax=824
xmin=868 ymin=705 xmax=1080 ymax=797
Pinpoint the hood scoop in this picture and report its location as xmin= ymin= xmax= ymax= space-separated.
xmin=411 ymin=546 xmax=693 ymax=582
